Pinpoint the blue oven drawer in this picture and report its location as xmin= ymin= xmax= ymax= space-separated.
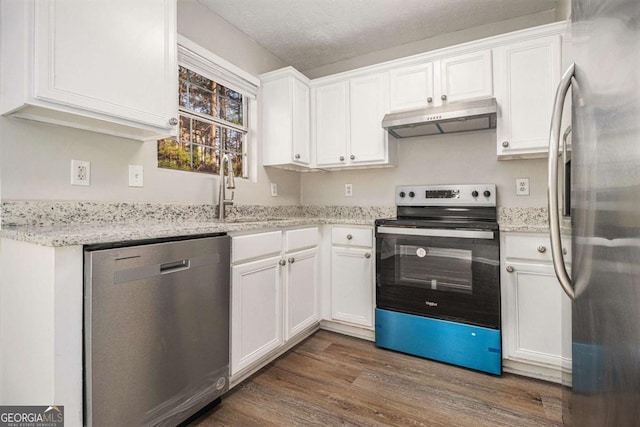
xmin=375 ymin=308 xmax=501 ymax=375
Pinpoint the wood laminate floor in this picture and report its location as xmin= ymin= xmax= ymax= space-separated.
xmin=193 ymin=330 xmax=563 ymax=426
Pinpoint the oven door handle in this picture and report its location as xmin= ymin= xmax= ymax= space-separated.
xmin=376 ymin=226 xmax=494 ymax=240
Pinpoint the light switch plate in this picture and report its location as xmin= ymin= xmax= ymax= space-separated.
xmin=516 ymin=178 xmax=530 ymax=196
xmin=129 ymin=165 xmax=144 ymax=187
xmin=270 ymin=183 xmax=278 ymax=197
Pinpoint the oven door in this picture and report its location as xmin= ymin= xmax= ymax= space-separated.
xmin=376 ymin=226 xmax=500 ymax=329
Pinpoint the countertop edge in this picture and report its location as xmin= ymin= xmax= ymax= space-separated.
xmin=0 ymin=218 xmax=377 ymax=247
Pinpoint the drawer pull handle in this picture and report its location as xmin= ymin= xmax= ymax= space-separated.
xmin=537 ymin=245 xmax=547 ymax=253
xmin=279 ymin=259 xmax=287 ymax=267
xmin=506 ymin=265 xmax=514 ymax=273
xmin=346 ymin=234 xmax=353 ymax=240
xmin=288 ymin=257 xmax=295 ymax=264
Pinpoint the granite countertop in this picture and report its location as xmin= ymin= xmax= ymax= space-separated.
xmin=0 ymin=202 xmax=572 ymax=247
xmin=0 ymin=217 xmax=376 ymax=247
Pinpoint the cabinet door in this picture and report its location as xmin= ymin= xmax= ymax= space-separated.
xmin=34 ymin=0 xmax=177 ymax=130
xmin=292 ymin=78 xmax=311 ymax=165
xmin=439 ymin=50 xmax=493 ymax=103
xmin=502 ymin=261 xmax=572 ymax=371
xmin=285 ymin=248 xmax=318 ymax=340
xmin=495 ymin=36 xmax=561 ymax=158
xmin=231 ymin=255 xmax=283 ymax=375
xmin=331 ymin=246 xmax=374 ymax=327
xmin=349 ymin=73 xmax=388 ymax=164
xmin=389 ymin=62 xmax=434 ymax=111
xmin=314 ymin=81 xmax=348 ymax=167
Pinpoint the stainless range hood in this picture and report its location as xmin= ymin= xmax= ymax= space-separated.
xmin=382 ymin=98 xmax=497 ymax=138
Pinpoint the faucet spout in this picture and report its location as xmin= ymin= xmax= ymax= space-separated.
xmin=218 ymin=153 xmax=235 ymax=221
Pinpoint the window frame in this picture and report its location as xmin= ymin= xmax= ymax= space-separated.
xmin=159 ymin=36 xmax=260 ymax=179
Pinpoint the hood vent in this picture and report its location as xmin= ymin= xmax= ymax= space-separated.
xmin=382 ymin=98 xmax=497 ymax=138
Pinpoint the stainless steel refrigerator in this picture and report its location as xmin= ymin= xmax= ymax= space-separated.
xmin=548 ymin=0 xmax=640 ymax=424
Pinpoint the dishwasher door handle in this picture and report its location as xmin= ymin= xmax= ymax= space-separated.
xmin=160 ymin=259 xmax=191 ymax=274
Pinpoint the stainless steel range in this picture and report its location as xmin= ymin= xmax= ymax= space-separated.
xmin=375 ymin=184 xmax=501 ymax=375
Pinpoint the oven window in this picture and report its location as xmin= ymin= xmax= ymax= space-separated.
xmin=396 ymin=244 xmax=472 ymax=294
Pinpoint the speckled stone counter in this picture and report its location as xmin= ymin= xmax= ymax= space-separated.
xmin=0 ymin=201 xmax=394 ymax=247
xmin=498 ymin=206 xmax=572 ymax=234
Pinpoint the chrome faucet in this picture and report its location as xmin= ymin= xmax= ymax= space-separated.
xmin=218 ymin=153 xmax=236 ymax=221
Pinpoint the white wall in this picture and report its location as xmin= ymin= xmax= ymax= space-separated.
xmin=301 ymin=131 xmax=548 ymax=208
xmin=0 ymin=0 xmax=299 ymax=206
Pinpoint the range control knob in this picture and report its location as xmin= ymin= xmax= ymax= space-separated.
xmin=472 ymin=190 xmax=479 ymax=197
xmin=483 ymin=190 xmax=491 ymax=197
xmin=409 ymin=191 xmax=415 ymax=198
xmin=399 ymin=191 xmax=406 ymax=198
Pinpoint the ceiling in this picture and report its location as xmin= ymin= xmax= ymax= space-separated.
xmin=198 ymin=0 xmax=559 ymax=72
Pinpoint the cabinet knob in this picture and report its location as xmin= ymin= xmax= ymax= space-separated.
xmin=279 ymin=259 xmax=287 ymax=267
xmin=350 ymin=154 xmax=355 ymax=160
xmin=346 ymin=234 xmax=353 ymax=240
xmin=288 ymin=257 xmax=295 ymax=264
xmin=506 ymin=265 xmax=514 ymax=273
xmin=169 ymin=117 xmax=178 ymax=126
xmin=502 ymin=141 xmax=509 ymax=148
xmin=563 ymin=248 xmax=568 ymax=255
xmin=339 ymin=156 xmax=345 ymax=161
xmin=537 ymin=245 xmax=547 ymax=253
xmin=441 ymin=94 xmax=447 ymax=101
xmin=427 ymin=97 xmax=433 ymax=103
xmin=364 ymin=253 xmax=371 ymax=259
xmin=295 ymin=154 xmax=301 ymax=159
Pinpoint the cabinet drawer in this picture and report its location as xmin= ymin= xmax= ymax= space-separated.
xmin=331 ymin=226 xmax=373 ymax=247
xmin=285 ymin=227 xmax=319 ymax=252
xmin=504 ymin=234 xmax=571 ymax=263
xmin=232 ymin=231 xmax=282 ymax=263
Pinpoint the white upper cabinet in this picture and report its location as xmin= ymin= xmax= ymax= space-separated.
xmin=349 ymin=73 xmax=388 ymax=165
xmin=0 ymin=0 xmax=178 ymax=141
xmin=389 ymin=62 xmax=435 ymax=111
xmin=314 ymin=72 xmax=396 ymax=169
xmin=388 ymin=50 xmax=492 ymax=112
xmin=314 ymin=81 xmax=349 ymax=167
xmin=261 ymin=67 xmax=311 ymax=170
xmin=494 ymin=35 xmax=561 ymax=158
xmin=438 ymin=50 xmax=493 ymax=103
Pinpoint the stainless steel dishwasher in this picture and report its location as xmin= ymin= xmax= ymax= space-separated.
xmin=84 ymin=234 xmax=230 ymax=427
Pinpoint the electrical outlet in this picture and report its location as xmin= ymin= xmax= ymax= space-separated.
xmin=345 ymin=183 xmax=353 ymax=197
xmin=129 ymin=165 xmax=144 ymax=187
xmin=516 ymin=178 xmax=530 ymax=196
xmin=270 ymin=183 xmax=278 ymax=197
xmin=71 ymin=160 xmax=90 ymax=186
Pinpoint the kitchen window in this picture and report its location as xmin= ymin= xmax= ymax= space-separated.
xmin=158 ymin=38 xmax=259 ymax=178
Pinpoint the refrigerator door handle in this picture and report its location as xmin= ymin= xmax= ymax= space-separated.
xmin=562 ymin=125 xmax=572 ymax=217
xmin=548 ymin=63 xmax=575 ymax=300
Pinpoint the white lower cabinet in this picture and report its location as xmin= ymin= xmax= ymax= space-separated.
xmin=501 ymin=232 xmax=572 ymax=383
xmin=285 ymin=247 xmax=318 ymax=339
xmin=329 ymin=226 xmax=375 ymax=329
xmin=230 ymin=227 xmax=319 ymax=381
xmin=231 ymin=255 xmax=283 ymax=375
